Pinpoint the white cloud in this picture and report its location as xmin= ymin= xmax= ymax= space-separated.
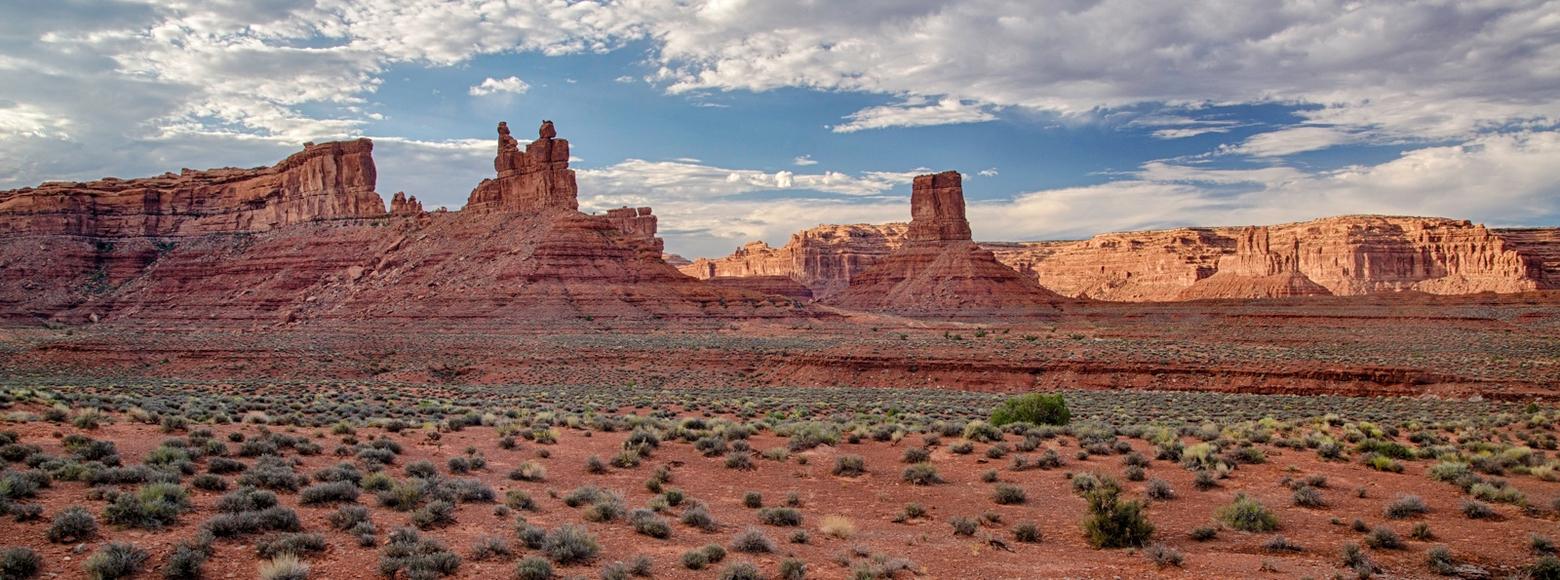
xmin=468 ymin=76 xmax=529 ymax=96
xmin=832 ymin=98 xmax=996 ymax=133
xmin=1224 ymin=126 xmax=1361 ymax=157
xmin=792 ymin=154 xmax=817 ymax=166
xmin=977 ymin=168 xmax=998 ymax=177
xmin=577 ymin=159 xmax=919 ymax=198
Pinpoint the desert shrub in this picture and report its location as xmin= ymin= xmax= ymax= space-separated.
xmin=681 ymin=504 xmax=718 ymax=531
xmin=1218 ymin=494 xmax=1278 ymax=532
xmin=742 ymin=491 xmax=762 ymax=509
xmin=1533 ymin=534 xmax=1557 ymax=556
xmin=962 ymin=421 xmax=1003 ymax=443
xmin=257 ymin=533 xmax=327 ymax=558
xmin=1264 ymin=535 xmax=1303 ymax=552
xmin=505 ymin=490 xmax=536 ymax=512
xmin=992 ymin=484 xmax=1027 ymax=505
xmin=1145 ymin=478 xmax=1175 ymax=501
xmin=299 ymin=481 xmax=359 ymax=505
xmin=818 ymin=515 xmax=854 ymax=539
xmin=379 ymin=528 xmax=460 ymax=578
xmin=411 ymin=499 xmax=456 ymax=529
xmin=950 ymin=442 xmax=974 ymax=455
xmin=1081 ymin=478 xmax=1153 ymax=548
xmin=902 ymin=463 xmax=942 ymax=485
xmin=258 ymin=554 xmax=308 ymax=580
xmin=47 ymin=506 xmax=98 ymax=543
xmin=991 ymin=393 xmax=1070 ymax=427
xmin=1291 ymin=485 xmax=1325 ymax=508
xmin=0 ymin=547 xmax=40 ymax=580
xmin=1428 ymin=461 xmax=1472 ymax=482
xmin=1461 ymin=499 xmax=1497 ymax=519
xmin=1470 ymin=481 xmax=1525 ymax=504
xmin=822 ymin=453 xmax=866 ymax=478
xmin=543 ymin=525 xmax=600 ymax=565
xmin=1341 ymin=542 xmax=1378 ymax=576
xmin=328 ymin=505 xmax=371 ymax=530
xmin=629 ymin=509 xmax=672 ymax=539
xmin=949 ymin=516 xmax=979 ymax=536
xmin=681 ymin=549 xmax=710 ymax=570
xmin=514 ymin=557 xmax=553 ymax=580
xmin=468 ymin=536 xmax=511 ymax=561
xmin=730 ymin=527 xmax=775 ymax=553
xmin=778 ymin=558 xmax=805 ymax=580
xmin=1146 ymin=543 xmax=1183 ymax=568
xmin=1189 ymin=526 xmax=1218 ymax=541
xmin=84 ymin=542 xmax=148 ymax=580
xmin=1014 ymin=522 xmax=1042 ymax=543
xmin=758 ymin=507 xmax=802 ymax=526
xmin=1384 ymin=495 xmax=1428 ymax=519
xmin=192 ymin=474 xmax=228 ymax=491
xmin=508 ymin=461 xmax=546 ymax=482
xmin=164 ymin=541 xmax=210 ymax=580
xmin=1123 ymin=465 xmax=1146 ymax=481
xmin=724 ymin=451 xmax=754 ymax=471
xmin=1410 ymin=522 xmax=1434 ymax=540
xmin=1365 ymin=526 xmax=1403 ymax=550
xmin=103 ymin=482 xmax=191 ymax=529
xmin=238 ymin=457 xmax=305 ymax=492
xmin=1426 ymin=545 xmax=1456 ymax=575
xmin=208 ymin=457 xmax=247 ymax=474
xmin=716 ymin=562 xmax=763 ymax=580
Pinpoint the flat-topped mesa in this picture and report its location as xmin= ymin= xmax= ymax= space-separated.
xmin=906 ymin=170 xmax=972 ymax=243
xmin=389 ymin=192 xmax=424 ymax=216
xmin=464 ymin=120 xmax=578 ymax=214
xmin=0 ymin=138 xmax=382 ymax=238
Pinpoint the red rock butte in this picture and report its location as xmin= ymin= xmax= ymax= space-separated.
xmin=0 ymin=121 xmax=799 ymax=325
xmin=827 ymin=171 xmax=1068 ymax=315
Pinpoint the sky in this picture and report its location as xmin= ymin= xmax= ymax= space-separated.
xmin=2 ymin=1 xmax=1558 ymax=259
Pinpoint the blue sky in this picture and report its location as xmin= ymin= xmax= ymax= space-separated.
xmin=2 ymin=1 xmax=1558 ymax=258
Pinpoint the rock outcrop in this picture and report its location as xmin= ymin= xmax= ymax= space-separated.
xmin=680 ymin=223 xmax=908 ymax=299
xmin=0 ymin=120 xmax=801 ymax=325
xmin=701 ymin=215 xmax=1554 ymax=302
xmin=389 ymin=192 xmax=424 ymax=216
xmin=0 ymin=139 xmax=383 ymax=238
xmin=464 ymin=121 xmax=578 ymax=213
xmin=827 ymin=171 xmax=1066 ymax=315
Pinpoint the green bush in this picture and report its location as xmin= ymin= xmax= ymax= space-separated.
xmin=0 ymin=547 xmax=40 ymax=580
xmin=1080 ymin=478 xmax=1153 ymax=548
xmin=514 ymin=557 xmax=553 ymax=580
xmin=991 ymin=393 xmax=1070 ymax=427
xmin=47 ymin=506 xmax=98 ymax=543
xmin=84 ymin=542 xmax=148 ymax=580
xmin=543 ymin=525 xmax=599 ymax=565
xmin=1218 ymin=494 xmax=1278 ymax=532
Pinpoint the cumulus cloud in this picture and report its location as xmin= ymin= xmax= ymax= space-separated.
xmin=468 ymin=76 xmax=529 ymax=96
xmin=792 ymin=154 xmax=817 ymax=166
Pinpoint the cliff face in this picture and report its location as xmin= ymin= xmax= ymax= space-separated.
xmin=697 ymin=215 xmax=1554 ymax=302
xmin=0 ymin=121 xmax=801 ymax=325
xmin=986 ymin=229 xmax=1231 ymax=301
xmin=680 ymin=223 xmax=908 ymax=298
xmin=0 ymin=139 xmax=383 ymax=238
xmin=827 ymin=171 xmax=1066 ymax=315
xmin=464 ymin=120 xmax=578 ymax=214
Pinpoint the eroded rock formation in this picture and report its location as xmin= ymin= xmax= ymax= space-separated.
xmin=465 ymin=120 xmax=578 ymax=213
xmin=0 ymin=139 xmax=382 ymax=238
xmin=680 ymin=223 xmax=909 ymax=298
xmin=827 ymin=171 xmax=1066 ymax=315
xmin=704 ymin=214 xmax=1553 ymax=302
xmin=0 ymin=120 xmax=800 ymax=324
xmin=389 ymin=192 xmax=424 ymax=216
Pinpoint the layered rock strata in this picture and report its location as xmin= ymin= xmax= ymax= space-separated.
xmin=827 ymin=171 xmax=1066 ymax=314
